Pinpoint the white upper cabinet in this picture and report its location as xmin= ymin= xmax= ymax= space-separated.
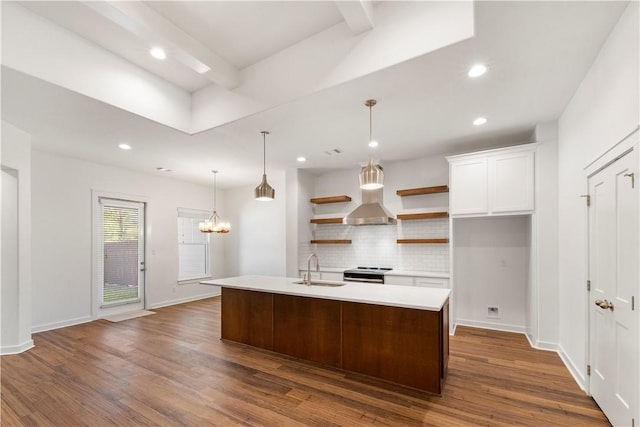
xmin=447 ymin=145 xmax=536 ymax=217
xmin=449 ymin=157 xmax=488 ymax=215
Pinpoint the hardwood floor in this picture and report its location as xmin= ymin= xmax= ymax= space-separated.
xmin=1 ymin=297 xmax=609 ymax=426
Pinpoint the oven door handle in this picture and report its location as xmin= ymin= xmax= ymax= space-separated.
xmin=343 ymin=277 xmax=384 ymax=284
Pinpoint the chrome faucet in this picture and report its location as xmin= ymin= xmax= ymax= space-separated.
xmin=306 ymin=253 xmax=319 ymax=285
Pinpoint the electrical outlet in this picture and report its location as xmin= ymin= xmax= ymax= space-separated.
xmin=487 ymin=306 xmax=499 ymax=318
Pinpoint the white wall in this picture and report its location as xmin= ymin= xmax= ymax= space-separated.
xmin=286 ymin=168 xmax=314 ymax=277
xmin=557 ymin=2 xmax=639 ymax=387
xmin=453 ymin=216 xmax=531 ymax=333
xmin=532 ymin=122 xmax=560 ymax=348
xmin=224 ymin=170 xmax=287 ymax=277
xmin=1 ymin=122 xmax=34 ymax=354
xmin=299 ymin=154 xmax=450 ymax=271
xmin=30 ymin=150 xmax=224 ymax=332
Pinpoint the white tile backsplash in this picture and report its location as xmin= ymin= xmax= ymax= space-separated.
xmin=300 ymin=219 xmax=449 ymax=272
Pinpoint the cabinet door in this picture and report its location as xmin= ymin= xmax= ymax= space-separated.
xmin=489 ymin=151 xmax=534 ymax=213
xmin=450 ymin=157 xmax=488 ymax=215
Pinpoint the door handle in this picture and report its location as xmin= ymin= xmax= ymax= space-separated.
xmin=595 ymin=299 xmax=614 ymax=311
xmin=624 ymin=172 xmax=635 ymax=188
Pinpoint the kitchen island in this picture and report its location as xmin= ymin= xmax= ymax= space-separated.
xmin=201 ymin=275 xmax=450 ymax=394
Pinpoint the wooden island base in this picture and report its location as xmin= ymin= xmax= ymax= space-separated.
xmin=221 ymin=287 xmax=449 ymax=394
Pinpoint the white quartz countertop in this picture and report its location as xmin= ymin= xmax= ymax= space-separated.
xmin=201 ymin=275 xmax=450 ymax=311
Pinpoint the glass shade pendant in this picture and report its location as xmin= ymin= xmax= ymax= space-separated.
xmin=255 ymin=131 xmax=275 ymax=201
xmin=199 ymin=170 xmax=230 ymax=233
xmin=359 ymin=99 xmax=384 ymax=190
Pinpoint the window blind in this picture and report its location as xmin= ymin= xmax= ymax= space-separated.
xmin=100 ymin=200 xmax=142 ymax=305
xmin=177 ymin=208 xmax=210 ymax=281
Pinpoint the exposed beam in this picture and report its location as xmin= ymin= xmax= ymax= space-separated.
xmin=83 ymin=1 xmax=241 ymax=89
xmin=335 ymin=0 xmax=375 ymax=34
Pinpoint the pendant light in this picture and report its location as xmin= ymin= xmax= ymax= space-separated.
xmin=255 ymin=131 xmax=275 ymax=201
xmin=199 ymin=170 xmax=230 ymax=233
xmin=360 ymin=99 xmax=384 ymax=190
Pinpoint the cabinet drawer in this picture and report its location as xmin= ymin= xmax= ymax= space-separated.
xmin=415 ymin=278 xmax=449 ymax=289
xmin=384 ymin=275 xmax=414 ymax=286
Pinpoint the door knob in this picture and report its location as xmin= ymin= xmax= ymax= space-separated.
xmin=595 ymin=299 xmax=614 ymax=311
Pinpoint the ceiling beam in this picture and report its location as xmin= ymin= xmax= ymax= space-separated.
xmin=335 ymin=0 xmax=375 ymax=34
xmin=83 ymin=1 xmax=241 ymax=89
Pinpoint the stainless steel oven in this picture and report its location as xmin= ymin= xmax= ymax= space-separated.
xmin=343 ymin=267 xmax=392 ymax=284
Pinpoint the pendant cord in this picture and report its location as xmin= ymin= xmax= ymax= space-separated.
xmin=213 ymin=171 xmax=217 ymax=213
xmin=368 ymin=102 xmax=374 ymax=164
xmin=261 ymin=131 xmax=269 ymax=175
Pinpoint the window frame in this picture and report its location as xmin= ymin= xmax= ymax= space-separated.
xmin=177 ymin=208 xmax=211 ymax=284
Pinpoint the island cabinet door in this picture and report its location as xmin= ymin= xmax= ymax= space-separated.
xmin=273 ymin=295 xmax=342 ymax=368
xmin=342 ymin=302 xmax=443 ymax=394
xmin=221 ymin=288 xmax=274 ymax=351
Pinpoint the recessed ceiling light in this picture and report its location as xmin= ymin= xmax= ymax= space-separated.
xmin=118 ymin=143 xmax=131 ymax=150
xmin=156 ymin=167 xmax=171 ymax=172
xmin=296 ymin=156 xmax=306 ymax=162
xmin=468 ymin=64 xmax=487 ymax=78
xmin=473 ymin=117 xmax=487 ymax=126
xmin=368 ymin=140 xmax=379 ymax=148
xmin=150 ymin=47 xmax=166 ymax=60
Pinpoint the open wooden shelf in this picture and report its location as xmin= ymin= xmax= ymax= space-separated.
xmin=310 ymin=217 xmax=344 ymax=224
xmin=311 ymin=240 xmax=352 ymax=244
xmin=397 ymin=238 xmax=449 ymax=244
xmin=310 ymin=195 xmax=352 ymax=204
xmin=396 ymin=185 xmax=449 ymax=197
xmin=397 ymin=212 xmax=449 ymax=220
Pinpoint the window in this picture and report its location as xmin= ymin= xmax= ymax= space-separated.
xmin=177 ymin=208 xmax=210 ymax=282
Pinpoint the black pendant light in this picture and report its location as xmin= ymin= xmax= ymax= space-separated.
xmin=255 ymin=131 xmax=275 ymax=201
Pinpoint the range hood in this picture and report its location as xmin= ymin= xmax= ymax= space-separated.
xmin=343 ymin=188 xmax=396 ymax=225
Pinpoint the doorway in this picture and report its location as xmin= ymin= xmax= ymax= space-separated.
xmin=94 ymin=196 xmax=146 ymax=317
xmin=588 ymin=137 xmax=639 ymax=426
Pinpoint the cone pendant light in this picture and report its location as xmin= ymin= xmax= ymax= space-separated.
xmin=255 ymin=131 xmax=275 ymax=201
xmin=359 ymin=99 xmax=384 ymax=190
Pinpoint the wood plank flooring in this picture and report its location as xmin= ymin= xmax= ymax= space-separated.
xmin=1 ymin=297 xmax=609 ymax=426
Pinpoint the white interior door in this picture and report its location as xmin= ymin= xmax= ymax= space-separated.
xmin=589 ymin=146 xmax=639 ymax=427
xmin=96 ymin=197 xmax=145 ymax=317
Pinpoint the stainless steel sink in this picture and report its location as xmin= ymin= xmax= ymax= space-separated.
xmin=292 ymin=280 xmax=346 ymax=287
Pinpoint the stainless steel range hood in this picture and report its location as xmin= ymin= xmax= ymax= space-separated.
xmin=343 ymin=188 xmax=396 ymax=225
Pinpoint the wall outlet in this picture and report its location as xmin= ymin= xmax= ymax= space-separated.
xmin=487 ymin=306 xmax=499 ymax=318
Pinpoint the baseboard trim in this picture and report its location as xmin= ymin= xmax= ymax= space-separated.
xmin=455 ymin=319 xmax=526 ymax=334
xmin=558 ymin=344 xmax=587 ymax=392
xmin=32 ymin=315 xmax=93 ymax=334
xmin=149 ymin=291 xmax=221 ymax=310
xmin=455 ymin=321 xmax=560 ymax=353
xmin=1 ymin=339 xmax=35 ymax=355
xmin=524 ymin=335 xmax=560 ymax=352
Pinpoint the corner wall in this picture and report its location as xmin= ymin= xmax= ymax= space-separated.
xmin=557 ymin=2 xmax=639 ymax=388
xmin=1 ymin=122 xmax=33 ymax=354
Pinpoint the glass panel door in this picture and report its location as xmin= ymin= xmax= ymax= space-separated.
xmin=99 ymin=198 xmax=145 ymax=308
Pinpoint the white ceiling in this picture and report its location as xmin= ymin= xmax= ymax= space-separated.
xmin=1 ymin=1 xmax=628 ymax=189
